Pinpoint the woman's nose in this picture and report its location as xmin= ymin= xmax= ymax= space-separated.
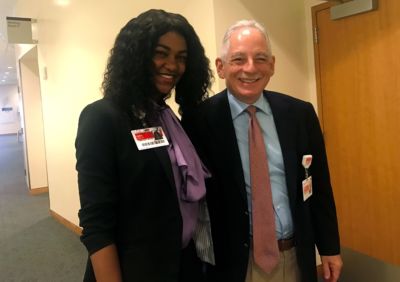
xmin=165 ymin=56 xmax=178 ymax=71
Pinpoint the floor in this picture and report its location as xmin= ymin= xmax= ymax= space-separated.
xmin=0 ymin=134 xmax=87 ymax=281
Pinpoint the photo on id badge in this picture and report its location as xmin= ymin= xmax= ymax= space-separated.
xmin=131 ymin=126 xmax=169 ymax=150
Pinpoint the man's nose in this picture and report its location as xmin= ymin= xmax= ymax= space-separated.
xmin=243 ymin=58 xmax=256 ymax=72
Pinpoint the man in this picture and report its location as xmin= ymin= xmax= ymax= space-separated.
xmin=182 ymin=20 xmax=342 ymax=282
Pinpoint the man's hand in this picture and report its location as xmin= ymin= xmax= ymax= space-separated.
xmin=321 ymin=255 xmax=343 ymax=282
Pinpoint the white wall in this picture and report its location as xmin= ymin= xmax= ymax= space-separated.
xmin=213 ymin=0 xmax=310 ymax=101
xmin=304 ymin=0 xmax=326 ymax=109
xmin=18 ymin=46 xmax=48 ymax=190
xmin=0 ymin=84 xmax=19 ymax=135
xmin=13 ymin=0 xmax=322 ymax=227
xmin=14 ymin=0 xmax=217 ymax=226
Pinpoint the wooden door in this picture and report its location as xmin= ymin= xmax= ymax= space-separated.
xmin=313 ymin=1 xmax=400 ymax=265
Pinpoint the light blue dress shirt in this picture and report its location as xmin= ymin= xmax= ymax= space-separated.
xmin=227 ymin=91 xmax=294 ymax=240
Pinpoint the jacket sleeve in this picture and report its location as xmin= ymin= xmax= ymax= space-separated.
xmin=305 ymin=102 xmax=341 ymax=255
xmin=75 ymin=102 xmax=119 ymax=255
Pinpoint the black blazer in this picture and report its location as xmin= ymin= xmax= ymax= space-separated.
xmin=76 ymin=98 xmax=196 ymax=282
xmin=182 ymin=90 xmax=340 ymax=282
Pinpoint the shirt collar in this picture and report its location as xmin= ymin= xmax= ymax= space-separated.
xmin=227 ymin=90 xmax=272 ymax=120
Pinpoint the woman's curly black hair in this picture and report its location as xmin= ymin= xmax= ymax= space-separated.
xmin=102 ymin=9 xmax=212 ymax=117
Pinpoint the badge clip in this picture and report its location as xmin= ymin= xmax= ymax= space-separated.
xmin=302 ymin=154 xmax=312 ymax=178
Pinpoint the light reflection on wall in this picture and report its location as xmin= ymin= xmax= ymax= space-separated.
xmin=54 ymin=0 xmax=70 ymax=7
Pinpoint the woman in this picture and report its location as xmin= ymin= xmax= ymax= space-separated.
xmin=75 ymin=9 xmax=213 ymax=282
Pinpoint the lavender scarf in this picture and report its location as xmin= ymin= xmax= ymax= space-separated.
xmin=159 ymin=106 xmax=211 ymax=250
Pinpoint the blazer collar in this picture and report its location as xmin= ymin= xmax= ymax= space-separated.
xmin=154 ymin=147 xmax=176 ymax=192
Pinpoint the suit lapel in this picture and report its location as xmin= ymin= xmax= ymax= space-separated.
xmin=131 ymin=116 xmax=176 ymax=192
xmin=206 ymin=91 xmax=247 ymax=202
xmin=153 ymin=146 xmax=176 ymax=192
xmin=265 ymin=91 xmax=298 ymax=210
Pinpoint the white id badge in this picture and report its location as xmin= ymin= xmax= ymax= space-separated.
xmin=302 ymin=176 xmax=313 ymax=201
xmin=131 ymin=126 xmax=169 ymax=150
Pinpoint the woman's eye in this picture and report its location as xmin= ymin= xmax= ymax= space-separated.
xmin=176 ymin=55 xmax=187 ymax=63
xmin=154 ymin=50 xmax=168 ymax=58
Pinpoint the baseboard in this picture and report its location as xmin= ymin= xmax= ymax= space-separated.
xmin=50 ymin=209 xmax=82 ymax=236
xmin=29 ymin=186 xmax=49 ymax=195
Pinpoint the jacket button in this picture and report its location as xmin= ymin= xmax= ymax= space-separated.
xmin=244 ymin=243 xmax=249 ymax=248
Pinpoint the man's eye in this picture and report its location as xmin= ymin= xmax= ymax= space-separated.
xmin=231 ymin=57 xmax=244 ymax=64
xmin=258 ymin=54 xmax=270 ymax=60
xmin=255 ymin=57 xmax=267 ymax=62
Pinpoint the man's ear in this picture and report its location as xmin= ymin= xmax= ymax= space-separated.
xmin=215 ymin=58 xmax=225 ymax=79
xmin=269 ymin=55 xmax=276 ymax=76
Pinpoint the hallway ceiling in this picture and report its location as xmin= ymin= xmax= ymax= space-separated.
xmin=0 ymin=0 xmax=18 ymax=86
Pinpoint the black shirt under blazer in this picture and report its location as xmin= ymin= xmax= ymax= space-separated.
xmin=181 ymin=90 xmax=340 ymax=282
xmin=76 ymin=98 xmax=199 ymax=282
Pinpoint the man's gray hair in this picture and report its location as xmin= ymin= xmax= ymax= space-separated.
xmin=220 ymin=19 xmax=272 ymax=60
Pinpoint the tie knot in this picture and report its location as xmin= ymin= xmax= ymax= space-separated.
xmin=246 ymin=105 xmax=257 ymax=117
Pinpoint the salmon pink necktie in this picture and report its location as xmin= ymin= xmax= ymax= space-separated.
xmin=247 ymin=105 xmax=279 ymax=273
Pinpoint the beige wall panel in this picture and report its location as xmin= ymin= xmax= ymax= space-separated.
xmin=213 ymin=0 xmax=309 ymax=101
xmin=14 ymin=0 xmax=216 ymax=225
xmin=19 ymin=47 xmax=48 ymax=190
xmin=13 ymin=0 xmax=314 ymax=227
